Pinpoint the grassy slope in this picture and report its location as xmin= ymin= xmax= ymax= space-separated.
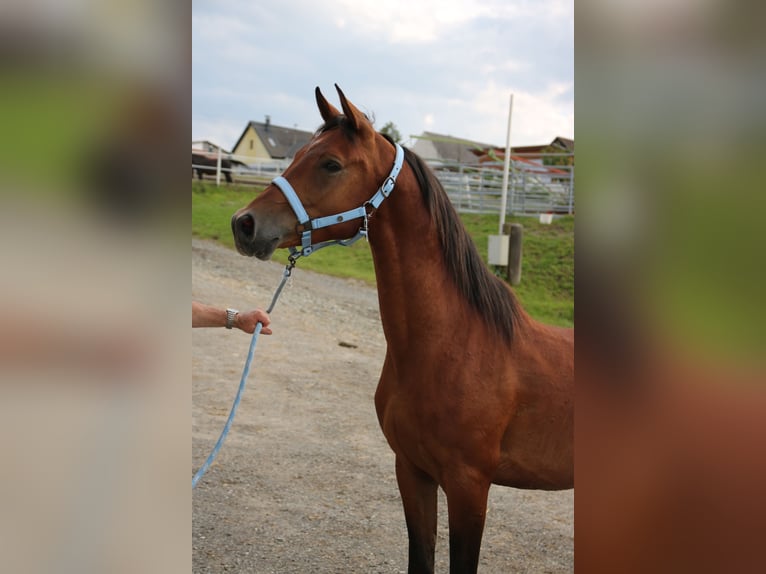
xmin=192 ymin=182 xmax=574 ymax=327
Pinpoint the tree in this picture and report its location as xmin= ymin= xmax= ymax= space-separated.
xmin=380 ymin=121 xmax=402 ymax=143
xmin=542 ymin=144 xmax=574 ymax=167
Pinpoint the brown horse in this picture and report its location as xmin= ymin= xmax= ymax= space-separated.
xmin=192 ymin=152 xmax=246 ymax=183
xmin=232 ymin=85 xmax=573 ymax=573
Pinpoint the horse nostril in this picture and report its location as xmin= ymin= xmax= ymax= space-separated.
xmin=234 ymin=213 xmax=255 ymax=240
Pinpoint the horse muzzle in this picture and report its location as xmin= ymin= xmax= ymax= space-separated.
xmin=231 ymin=211 xmax=282 ymax=260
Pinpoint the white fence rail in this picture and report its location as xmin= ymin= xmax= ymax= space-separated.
xmin=192 ymin=149 xmax=289 ymax=184
xmin=192 ymin=149 xmax=574 ymax=216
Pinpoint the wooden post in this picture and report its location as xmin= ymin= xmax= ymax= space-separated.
xmin=503 ymin=222 xmax=523 ymax=285
xmin=215 ymin=147 xmax=222 ymax=187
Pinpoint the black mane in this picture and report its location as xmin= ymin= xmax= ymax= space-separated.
xmin=383 ymin=134 xmax=522 ymax=344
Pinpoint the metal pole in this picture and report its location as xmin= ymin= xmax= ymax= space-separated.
xmin=498 ymin=94 xmax=514 ymax=234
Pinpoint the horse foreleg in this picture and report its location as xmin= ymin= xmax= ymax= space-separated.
xmin=443 ymin=472 xmax=491 ymax=574
xmin=396 ymin=456 xmax=438 ymax=574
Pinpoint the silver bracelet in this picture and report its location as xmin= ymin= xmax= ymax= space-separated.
xmin=225 ymin=308 xmax=239 ymax=329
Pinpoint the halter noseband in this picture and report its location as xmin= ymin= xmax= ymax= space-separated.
xmin=272 ymin=142 xmax=404 ymax=260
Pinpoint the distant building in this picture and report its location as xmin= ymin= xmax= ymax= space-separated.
xmin=231 ymin=116 xmax=314 ymax=161
xmin=411 ymin=132 xmax=574 ymax=167
xmin=472 ymin=136 xmax=574 ymax=192
xmin=472 ymin=136 xmax=575 ymax=167
xmin=410 ymin=131 xmax=495 ymax=167
xmin=192 ymin=140 xmax=230 ymax=155
xmin=549 ymin=136 xmax=574 ymax=153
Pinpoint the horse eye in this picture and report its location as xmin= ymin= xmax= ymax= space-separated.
xmin=322 ymin=160 xmax=342 ymax=173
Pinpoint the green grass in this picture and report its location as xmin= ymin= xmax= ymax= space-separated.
xmin=192 ymin=181 xmax=574 ymax=326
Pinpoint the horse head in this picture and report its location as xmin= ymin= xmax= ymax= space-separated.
xmin=232 ymin=85 xmax=399 ymax=260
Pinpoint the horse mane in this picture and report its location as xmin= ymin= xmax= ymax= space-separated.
xmin=382 ymin=134 xmax=523 ymax=344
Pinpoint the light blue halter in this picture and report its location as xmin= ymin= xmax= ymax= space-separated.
xmin=272 ymin=142 xmax=405 ymax=259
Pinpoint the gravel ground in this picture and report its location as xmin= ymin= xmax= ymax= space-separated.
xmin=192 ymin=238 xmax=573 ymax=573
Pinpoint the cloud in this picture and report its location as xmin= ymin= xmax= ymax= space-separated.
xmin=192 ymin=0 xmax=573 ymax=148
xmin=471 ymin=81 xmax=574 ymax=145
xmin=327 ymin=0 xmax=572 ymax=44
xmin=405 ymin=81 xmax=572 ymax=147
xmin=331 ymin=0 xmax=478 ymax=44
xmin=192 ymin=119 xmax=244 ymax=151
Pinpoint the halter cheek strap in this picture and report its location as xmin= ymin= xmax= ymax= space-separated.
xmin=272 ymin=142 xmax=404 ymax=259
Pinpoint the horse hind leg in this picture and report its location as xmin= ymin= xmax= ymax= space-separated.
xmin=443 ymin=471 xmax=491 ymax=574
xmin=396 ymin=456 xmax=438 ymax=574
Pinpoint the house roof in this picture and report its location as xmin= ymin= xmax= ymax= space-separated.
xmin=192 ymin=140 xmax=230 ymax=154
xmin=508 ymin=144 xmax=549 ymax=155
xmin=232 ymin=120 xmax=314 ymax=159
xmin=413 ymin=132 xmax=496 ymax=165
xmin=550 ymin=136 xmax=574 ymax=152
xmin=475 ymin=151 xmax=569 ymax=175
xmin=413 ymin=133 xmax=574 ymax=162
xmin=475 ymin=136 xmax=575 ymax=159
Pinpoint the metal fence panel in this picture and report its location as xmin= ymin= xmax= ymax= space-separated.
xmin=192 ymin=147 xmax=574 ymax=217
xmin=430 ymin=154 xmax=574 ymax=216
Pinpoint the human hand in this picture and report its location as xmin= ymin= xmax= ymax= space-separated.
xmin=234 ymin=309 xmax=272 ymax=335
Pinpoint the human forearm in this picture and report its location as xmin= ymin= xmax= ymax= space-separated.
xmin=191 ymin=301 xmax=227 ymax=328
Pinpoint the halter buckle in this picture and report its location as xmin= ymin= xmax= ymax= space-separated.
xmin=381 ymin=176 xmax=396 ymax=197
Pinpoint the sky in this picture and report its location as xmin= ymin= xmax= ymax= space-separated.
xmin=192 ymin=0 xmax=573 ymax=151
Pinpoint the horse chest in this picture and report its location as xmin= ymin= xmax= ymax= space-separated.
xmin=376 ymin=360 xmax=512 ymax=454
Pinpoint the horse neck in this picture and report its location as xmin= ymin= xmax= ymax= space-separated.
xmin=366 ymin=167 xmax=479 ymax=343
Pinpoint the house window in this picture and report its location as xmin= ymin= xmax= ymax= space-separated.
xmin=249 ymin=140 xmax=253 ymax=150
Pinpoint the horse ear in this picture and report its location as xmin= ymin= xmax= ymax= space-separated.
xmin=335 ymin=84 xmax=368 ymax=133
xmin=316 ymin=87 xmax=340 ymax=122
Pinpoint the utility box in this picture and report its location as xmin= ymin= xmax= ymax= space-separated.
xmin=488 ymin=234 xmax=510 ymax=266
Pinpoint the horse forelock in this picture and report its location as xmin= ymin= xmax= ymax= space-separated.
xmin=316 ymin=114 xmax=372 ymax=138
xmin=386 ymin=136 xmax=521 ymax=344
xmin=316 ymin=115 xmax=347 ymax=135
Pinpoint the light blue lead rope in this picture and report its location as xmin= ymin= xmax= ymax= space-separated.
xmin=193 ymin=260 xmax=295 ymax=488
xmin=194 ymin=144 xmax=403 ymax=488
